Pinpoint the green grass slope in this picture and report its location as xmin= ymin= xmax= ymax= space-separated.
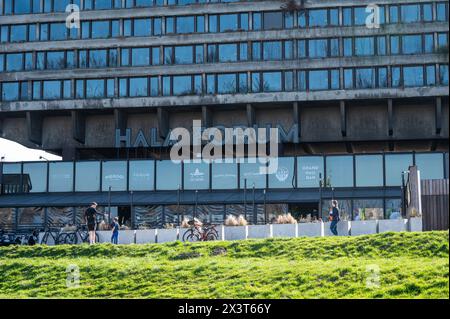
xmin=0 ymin=231 xmax=448 ymax=299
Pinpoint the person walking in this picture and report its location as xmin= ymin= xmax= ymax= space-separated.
xmin=111 ymin=217 xmax=120 ymax=244
xmin=329 ymin=200 xmax=340 ymax=236
xmin=84 ymin=202 xmax=99 ymax=245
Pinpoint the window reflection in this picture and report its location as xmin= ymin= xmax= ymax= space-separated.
xmin=416 ymin=153 xmax=444 ymax=180
xmin=326 ymin=156 xmax=354 ymax=187
xmin=212 ymin=160 xmax=237 ymax=189
xmin=129 ymin=160 xmax=154 ymax=191
xmin=297 ymin=156 xmax=324 ymax=188
xmin=49 ymin=162 xmax=73 ymax=192
xmin=353 ymin=199 xmax=384 ymax=220
xmin=23 ymin=162 xmax=47 ymax=193
xmin=355 ymin=155 xmax=383 ymax=187
xmin=75 ymin=161 xmax=101 ymax=192
xmin=156 ymin=161 xmax=181 ymax=190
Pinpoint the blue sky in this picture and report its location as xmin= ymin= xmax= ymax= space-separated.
xmin=0 ymin=138 xmax=61 ymax=162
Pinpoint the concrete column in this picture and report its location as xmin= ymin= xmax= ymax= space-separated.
xmin=202 ymin=106 xmax=212 ymax=128
xmin=339 ymin=100 xmax=346 ymax=137
xmin=292 ymin=102 xmax=300 ymax=141
xmin=114 ymin=109 xmax=128 ymax=135
xmin=157 ymin=107 xmax=169 ymax=139
xmin=387 ymin=98 xmax=394 ymax=136
xmin=71 ymin=110 xmax=86 ymax=144
xmin=0 ymin=117 xmax=3 ymax=136
xmin=246 ymin=103 xmax=255 ymax=127
xmin=435 ymin=97 xmax=442 ymax=135
xmin=26 ymin=112 xmax=43 ymax=145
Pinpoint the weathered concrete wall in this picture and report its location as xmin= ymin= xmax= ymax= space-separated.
xmin=394 ymin=103 xmax=436 ymax=140
xmin=1 ymin=97 xmax=448 ymax=153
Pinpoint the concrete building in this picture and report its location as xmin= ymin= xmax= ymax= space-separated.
xmin=0 ymin=0 xmax=448 ymax=230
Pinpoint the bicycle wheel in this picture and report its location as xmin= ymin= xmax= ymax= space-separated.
xmin=61 ymin=233 xmax=78 ymax=245
xmin=40 ymin=232 xmax=49 ymax=245
xmin=205 ymin=230 xmax=218 ymax=241
xmin=182 ymin=229 xmax=199 ymax=242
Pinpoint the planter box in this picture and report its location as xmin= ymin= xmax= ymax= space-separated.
xmin=96 ymin=231 xmax=112 ymax=244
xmin=324 ymin=221 xmax=350 ymax=236
xmin=117 ymin=230 xmax=137 ymax=244
xmin=224 ymin=226 xmax=247 ymax=241
xmin=247 ymin=225 xmax=271 ymax=239
xmin=298 ymin=222 xmax=322 ymax=237
xmin=272 ymin=224 xmax=298 ymax=238
xmin=38 ymin=232 xmax=55 ymax=245
xmin=350 ymin=220 xmax=378 ymax=236
xmin=157 ymin=228 xmax=179 ymax=243
xmin=409 ymin=218 xmax=423 ymax=232
xmin=135 ymin=229 xmax=156 ymax=244
xmin=378 ymin=219 xmax=408 ymax=233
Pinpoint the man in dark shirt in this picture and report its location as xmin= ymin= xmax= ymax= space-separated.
xmin=84 ymin=202 xmax=99 ymax=245
xmin=329 ymin=200 xmax=340 ymax=236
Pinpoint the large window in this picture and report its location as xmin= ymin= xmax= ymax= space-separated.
xmin=184 ymin=162 xmax=210 ymax=190
xmin=212 ymin=160 xmax=237 ymax=189
xmin=129 ymin=160 xmax=154 ymax=191
xmin=415 ymin=153 xmax=444 ymax=180
xmin=385 ymin=154 xmax=413 ymax=186
xmin=268 ymin=157 xmax=294 ymax=189
xmin=297 ymin=156 xmax=324 ymax=188
xmin=156 ymin=161 xmax=181 ymax=190
xmin=355 ymin=155 xmax=383 ymax=187
xmin=353 ymin=199 xmax=384 ymax=220
xmin=75 ymin=161 xmax=101 ymax=192
xmin=49 ymin=162 xmax=74 ymax=192
xmin=23 ymin=162 xmax=48 ymax=193
xmin=326 ymin=156 xmax=354 ymax=187
xmin=102 ymin=161 xmax=127 ymax=191
xmin=239 ymin=158 xmax=266 ymax=189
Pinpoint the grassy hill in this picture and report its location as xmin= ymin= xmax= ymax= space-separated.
xmin=0 ymin=231 xmax=448 ymax=299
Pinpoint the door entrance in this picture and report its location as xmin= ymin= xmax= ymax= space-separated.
xmin=118 ymin=206 xmax=131 ymax=227
xmin=289 ymin=203 xmax=319 ymax=221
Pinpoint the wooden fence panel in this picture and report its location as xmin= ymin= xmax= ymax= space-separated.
xmin=421 ymin=179 xmax=449 ymax=231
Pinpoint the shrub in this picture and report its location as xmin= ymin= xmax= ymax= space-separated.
xmin=225 ymin=215 xmax=239 ymax=226
xmin=276 ymin=213 xmax=298 ymax=224
xmin=237 ymin=215 xmax=248 ymax=226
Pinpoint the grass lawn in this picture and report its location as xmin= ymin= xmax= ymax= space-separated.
xmin=0 ymin=231 xmax=448 ymax=299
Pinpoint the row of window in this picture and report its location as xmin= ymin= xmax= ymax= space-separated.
xmin=1 ymin=64 xmax=448 ymax=101
xmin=1 ymin=33 xmax=448 ymax=73
xmin=1 ymin=3 xmax=449 ymax=43
xmin=0 ymin=0 xmax=243 ymax=15
xmin=1 ymin=153 xmax=447 ymax=194
xmin=3 ymin=0 xmax=449 ymax=27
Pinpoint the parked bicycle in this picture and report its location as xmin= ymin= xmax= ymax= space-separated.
xmin=182 ymin=220 xmax=218 ymax=242
xmin=58 ymin=224 xmax=99 ymax=245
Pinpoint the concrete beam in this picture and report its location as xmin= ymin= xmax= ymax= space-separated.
xmin=26 ymin=112 xmax=43 ymax=146
xmin=435 ymin=97 xmax=442 ymax=135
xmin=0 ymin=0 xmax=436 ymax=25
xmin=1 ymin=88 xmax=448 ymax=113
xmin=71 ymin=110 xmax=86 ymax=144
xmin=157 ymin=107 xmax=169 ymax=139
xmin=202 ymin=106 xmax=212 ymax=128
xmin=246 ymin=104 xmax=255 ymax=127
xmin=340 ymin=101 xmax=347 ymax=137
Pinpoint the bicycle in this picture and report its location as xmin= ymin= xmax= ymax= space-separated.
xmin=182 ymin=221 xmax=218 ymax=242
xmin=58 ymin=224 xmax=99 ymax=245
xmin=41 ymin=225 xmax=65 ymax=245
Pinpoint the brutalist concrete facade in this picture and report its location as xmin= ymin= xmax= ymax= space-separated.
xmin=0 ymin=0 xmax=448 ymax=158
